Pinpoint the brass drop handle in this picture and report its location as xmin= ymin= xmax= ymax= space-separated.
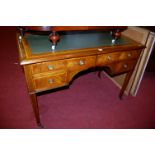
xmin=123 ymin=64 xmax=128 ymax=68
xmin=48 ymin=65 xmax=54 ymax=70
xmin=48 ymin=79 xmax=54 ymax=84
xmin=79 ymin=60 xmax=85 ymax=66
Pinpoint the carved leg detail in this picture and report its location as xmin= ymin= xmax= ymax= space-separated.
xmin=111 ymin=29 xmax=121 ymax=44
xmin=49 ymin=31 xmax=60 ymax=51
xmin=29 ymin=93 xmax=43 ymax=128
xmin=119 ymin=71 xmax=133 ymax=99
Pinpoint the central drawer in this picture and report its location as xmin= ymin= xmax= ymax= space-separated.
xmin=67 ymin=56 xmax=96 ymax=71
xmin=67 ymin=55 xmax=96 ymax=81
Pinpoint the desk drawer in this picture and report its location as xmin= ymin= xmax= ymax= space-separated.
xmin=31 ymin=60 xmax=67 ymax=75
xmin=33 ymin=72 xmax=67 ymax=91
xmin=120 ymin=50 xmax=141 ymax=60
xmin=97 ymin=50 xmax=140 ymax=66
xmin=110 ymin=60 xmax=137 ymax=75
xmin=67 ymin=56 xmax=96 ymax=81
xmin=67 ymin=56 xmax=96 ymax=71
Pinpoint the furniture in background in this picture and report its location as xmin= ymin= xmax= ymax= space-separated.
xmin=16 ymin=26 xmax=145 ymax=127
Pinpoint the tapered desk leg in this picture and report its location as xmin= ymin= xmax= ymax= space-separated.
xmin=119 ymin=71 xmax=133 ymax=99
xmin=29 ymin=93 xmax=43 ymax=128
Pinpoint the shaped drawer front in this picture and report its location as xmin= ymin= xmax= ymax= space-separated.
xmin=67 ymin=56 xmax=96 ymax=82
xmin=96 ymin=50 xmax=141 ymax=66
xmin=67 ymin=56 xmax=96 ymax=71
xmin=31 ymin=60 xmax=67 ymax=75
xmin=33 ymin=72 xmax=67 ymax=91
xmin=111 ymin=60 xmax=137 ymax=74
xmin=120 ymin=50 xmax=141 ymax=60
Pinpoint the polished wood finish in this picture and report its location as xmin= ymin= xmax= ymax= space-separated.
xmin=21 ymin=26 xmax=127 ymax=32
xmin=16 ymin=27 xmax=145 ymax=126
xmin=67 ymin=56 xmax=96 ymax=82
xmin=97 ymin=50 xmax=141 ymax=66
xmin=49 ymin=31 xmax=60 ymax=46
xmin=29 ymin=93 xmax=42 ymax=128
xmin=34 ymin=72 xmax=67 ymax=91
xmin=31 ymin=59 xmax=67 ymax=75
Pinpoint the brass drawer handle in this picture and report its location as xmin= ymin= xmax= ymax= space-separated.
xmin=123 ymin=64 xmax=128 ymax=68
xmin=48 ymin=79 xmax=54 ymax=84
xmin=107 ymin=55 xmax=112 ymax=60
xmin=48 ymin=65 xmax=54 ymax=70
xmin=98 ymin=48 xmax=103 ymax=52
xmin=79 ymin=60 xmax=85 ymax=66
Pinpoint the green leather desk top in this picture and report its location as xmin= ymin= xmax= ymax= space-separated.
xmin=26 ymin=32 xmax=133 ymax=54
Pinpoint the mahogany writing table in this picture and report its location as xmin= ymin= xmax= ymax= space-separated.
xmin=17 ymin=27 xmax=145 ymax=127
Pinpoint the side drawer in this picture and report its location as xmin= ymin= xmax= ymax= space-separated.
xmin=120 ymin=50 xmax=141 ymax=60
xmin=31 ymin=60 xmax=67 ymax=75
xmin=110 ymin=60 xmax=137 ymax=75
xmin=96 ymin=50 xmax=140 ymax=66
xmin=33 ymin=72 xmax=67 ymax=91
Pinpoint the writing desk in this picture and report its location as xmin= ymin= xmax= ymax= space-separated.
xmin=17 ymin=27 xmax=145 ymax=127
